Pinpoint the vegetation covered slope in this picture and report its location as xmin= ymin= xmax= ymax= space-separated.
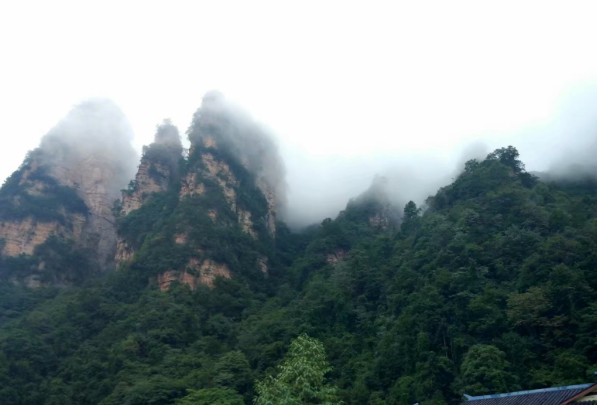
xmin=1 ymin=146 xmax=597 ymax=405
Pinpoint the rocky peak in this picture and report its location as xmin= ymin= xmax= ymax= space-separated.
xmin=115 ymin=121 xmax=183 ymax=264
xmin=0 ymin=100 xmax=138 ymax=284
xmin=340 ymin=175 xmax=400 ymax=230
xmin=186 ymin=93 xmax=286 ymax=237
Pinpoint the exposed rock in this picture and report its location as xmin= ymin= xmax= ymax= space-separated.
xmin=258 ymin=256 xmax=268 ymax=274
xmin=19 ymin=179 xmax=47 ymax=196
xmin=369 ymin=212 xmax=391 ymax=229
xmin=115 ymin=238 xmax=134 ymax=265
xmin=174 ymin=233 xmax=188 ymax=244
xmin=179 ymin=172 xmax=205 ymax=198
xmin=157 ymin=258 xmax=231 ymax=290
xmin=34 ymin=153 xmax=126 ymax=270
xmin=184 ymin=93 xmax=287 ymax=241
xmin=203 ymin=135 xmax=217 ymax=149
xmin=0 ymin=212 xmax=85 ymax=258
xmin=0 ymin=218 xmax=61 ymax=256
xmin=121 ymin=162 xmax=170 ymax=215
xmin=256 ymin=178 xmax=277 ymax=236
xmin=238 ymin=209 xmax=257 ymax=238
xmin=326 ymin=249 xmax=347 ymax=266
xmin=23 ymin=274 xmax=42 ymax=288
xmin=201 ymin=153 xmax=238 ymax=211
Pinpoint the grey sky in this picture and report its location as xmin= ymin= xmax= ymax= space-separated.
xmin=1 ymin=1 xmax=597 ymax=226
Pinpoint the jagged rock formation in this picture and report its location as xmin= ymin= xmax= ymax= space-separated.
xmin=157 ymin=258 xmax=231 ymax=290
xmin=115 ymin=120 xmax=183 ymax=265
xmin=114 ymin=93 xmax=283 ymax=290
xmin=120 ymin=162 xmax=171 ymax=215
xmin=0 ymin=99 xmax=138 ymax=285
xmin=341 ymin=175 xmax=400 ymax=230
xmin=187 ymin=91 xmax=285 ymax=237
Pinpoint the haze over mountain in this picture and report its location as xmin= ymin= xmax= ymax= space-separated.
xmin=3 ymin=2 xmax=597 ymax=228
xmin=2 ymin=3 xmax=597 ymax=405
xmin=1 ymin=84 xmax=597 ymax=404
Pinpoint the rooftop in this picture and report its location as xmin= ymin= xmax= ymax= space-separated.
xmin=462 ymin=383 xmax=597 ymax=405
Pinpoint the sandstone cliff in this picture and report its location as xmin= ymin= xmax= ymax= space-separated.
xmin=112 ymin=94 xmax=283 ymax=291
xmin=185 ymin=92 xmax=285 ymax=238
xmin=0 ymin=99 xmax=138 ymax=284
xmin=157 ymin=258 xmax=231 ymax=290
xmin=115 ymin=120 xmax=183 ymax=266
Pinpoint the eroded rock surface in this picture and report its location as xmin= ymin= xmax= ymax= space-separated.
xmin=157 ymin=258 xmax=231 ymax=290
xmin=121 ymin=162 xmax=171 ymax=215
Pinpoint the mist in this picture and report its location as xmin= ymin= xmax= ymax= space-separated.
xmin=280 ymin=83 xmax=597 ymax=229
xmin=281 ymin=143 xmax=490 ymax=229
xmin=39 ymin=99 xmax=139 ymax=198
xmin=190 ymin=92 xmax=288 ymax=212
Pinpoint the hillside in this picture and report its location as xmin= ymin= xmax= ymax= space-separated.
xmin=1 ymin=98 xmax=597 ymax=405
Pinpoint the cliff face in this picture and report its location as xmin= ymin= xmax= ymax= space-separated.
xmin=121 ymin=161 xmax=171 ymax=215
xmin=0 ymin=99 xmax=138 ymax=285
xmin=157 ymin=258 xmax=231 ymax=291
xmin=115 ymin=120 xmax=183 ymax=266
xmin=187 ymin=92 xmax=285 ymax=237
xmin=114 ymin=94 xmax=283 ymax=290
xmin=50 ymin=154 xmax=124 ymax=268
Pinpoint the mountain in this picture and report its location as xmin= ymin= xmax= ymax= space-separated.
xmin=1 ymin=98 xmax=597 ymax=405
xmin=113 ymin=92 xmax=285 ymax=294
xmin=0 ymin=99 xmax=137 ymax=286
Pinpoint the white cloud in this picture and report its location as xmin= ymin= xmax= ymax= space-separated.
xmin=1 ymin=0 xmax=597 ymax=225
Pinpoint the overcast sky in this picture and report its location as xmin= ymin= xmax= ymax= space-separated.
xmin=2 ymin=1 xmax=597 ymax=226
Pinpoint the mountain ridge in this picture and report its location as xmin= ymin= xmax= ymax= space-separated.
xmin=1 ymin=96 xmax=597 ymax=405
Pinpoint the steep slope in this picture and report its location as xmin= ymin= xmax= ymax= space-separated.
xmin=0 ymin=100 xmax=137 ymax=285
xmin=115 ymin=93 xmax=285 ymax=291
xmin=2 ymin=112 xmax=597 ymax=405
xmin=115 ymin=120 xmax=183 ymax=264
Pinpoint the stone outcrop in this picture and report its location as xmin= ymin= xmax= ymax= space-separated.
xmin=0 ymin=218 xmax=61 ymax=256
xmin=49 ymin=154 xmax=124 ymax=269
xmin=186 ymin=92 xmax=285 ymax=238
xmin=114 ymin=120 xmax=183 ymax=266
xmin=121 ymin=161 xmax=171 ymax=215
xmin=2 ymin=151 xmax=124 ymax=271
xmin=368 ymin=212 xmax=392 ymax=229
xmin=201 ymin=153 xmax=238 ymax=211
xmin=258 ymin=256 xmax=269 ymax=274
xmin=1 ymin=99 xmax=139 ymax=279
xmin=326 ymin=249 xmax=347 ymax=266
xmin=157 ymin=258 xmax=231 ymax=290
xmin=179 ymin=172 xmax=205 ymax=198
xmin=238 ymin=210 xmax=257 ymax=238
xmin=114 ymin=239 xmax=134 ymax=265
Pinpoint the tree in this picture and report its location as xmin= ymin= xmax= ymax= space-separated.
xmin=401 ymin=201 xmax=421 ymax=234
xmin=487 ymin=146 xmax=523 ymax=173
xmin=403 ymin=201 xmax=420 ymax=220
xmin=176 ymin=388 xmax=244 ymax=405
xmin=213 ymin=351 xmax=253 ymax=394
xmin=254 ymin=334 xmax=341 ymax=405
xmin=455 ymin=345 xmax=519 ymax=396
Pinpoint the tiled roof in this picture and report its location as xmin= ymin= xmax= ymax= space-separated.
xmin=462 ymin=384 xmax=593 ymax=405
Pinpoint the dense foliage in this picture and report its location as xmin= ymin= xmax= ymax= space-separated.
xmin=1 ymin=146 xmax=597 ymax=405
xmin=255 ymin=334 xmax=341 ymax=405
xmin=0 ymin=236 xmax=95 ymax=285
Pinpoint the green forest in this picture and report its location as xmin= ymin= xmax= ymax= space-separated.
xmin=1 ymin=142 xmax=597 ymax=405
